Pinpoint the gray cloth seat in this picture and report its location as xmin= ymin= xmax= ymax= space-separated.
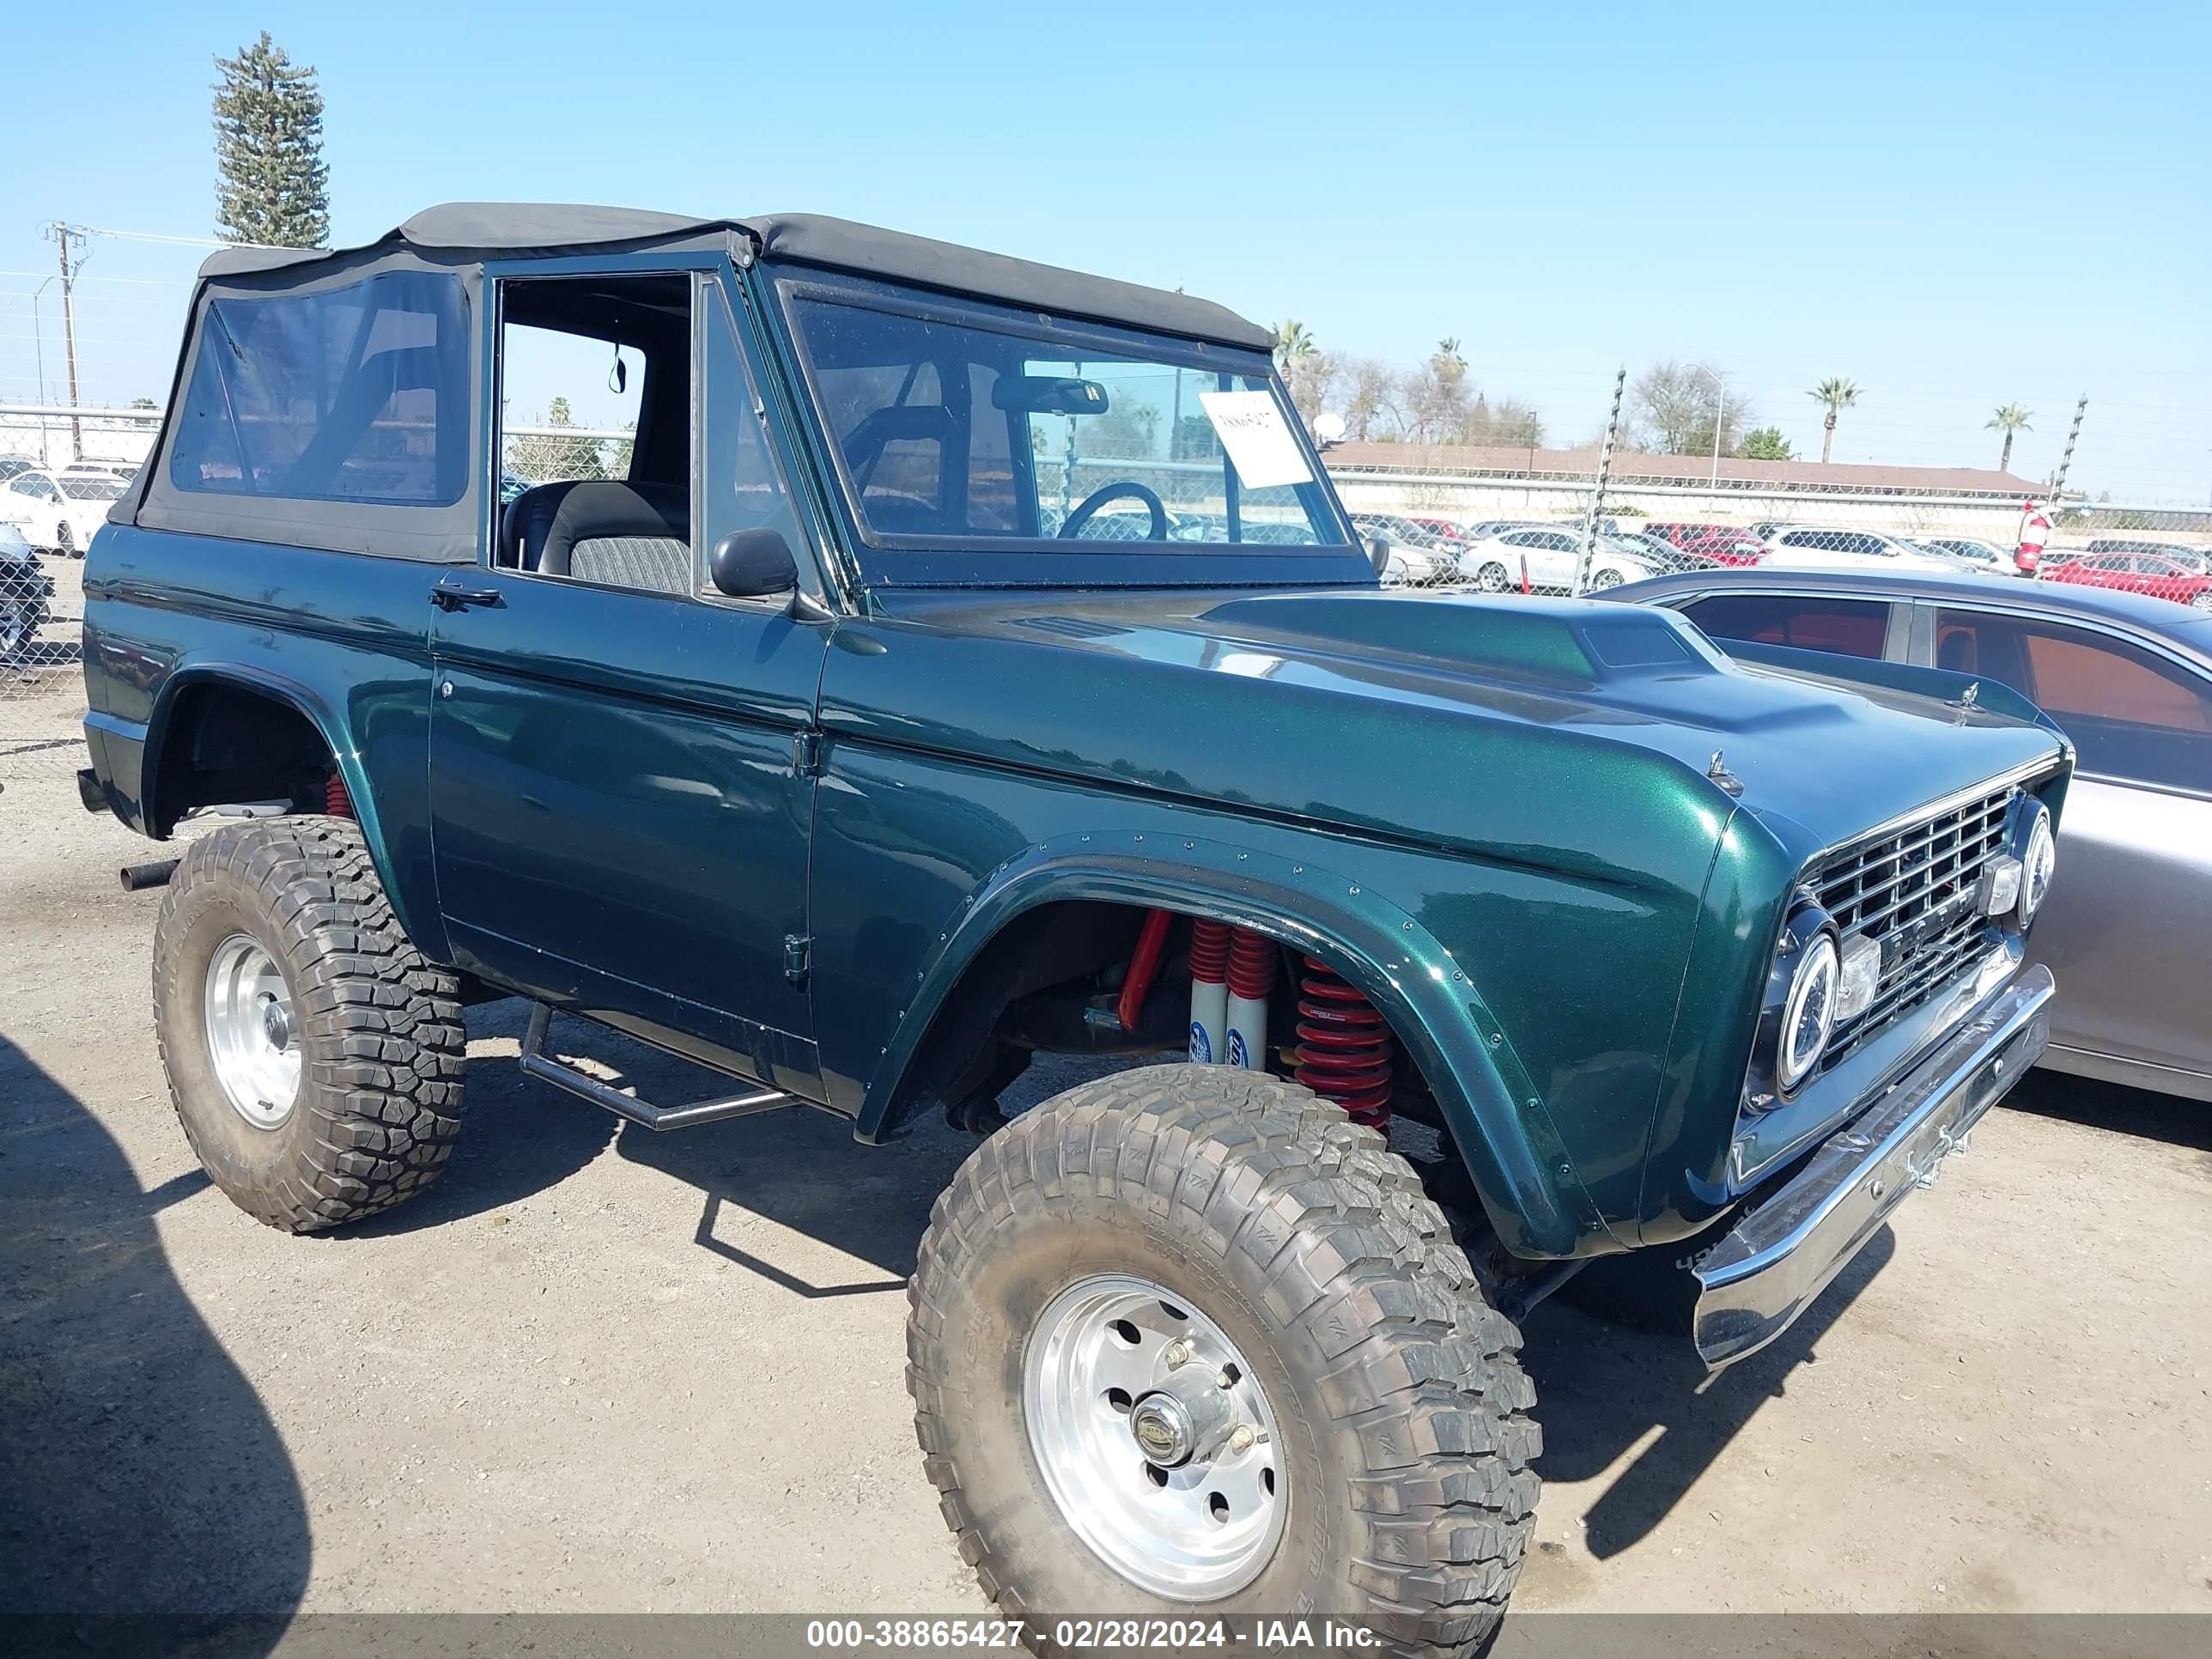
xmin=501 ymin=480 xmax=692 ymax=594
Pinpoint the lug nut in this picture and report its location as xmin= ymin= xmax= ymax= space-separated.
xmin=1230 ymin=1425 xmax=1255 ymax=1452
xmin=1164 ymin=1340 xmax=1193 ymax=1369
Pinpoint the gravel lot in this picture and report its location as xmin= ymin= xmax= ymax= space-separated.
xmin=3 ymin=769 xmax=2209 ymax=1631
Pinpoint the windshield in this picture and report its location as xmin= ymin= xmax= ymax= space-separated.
xmin=776 ymin=273 xmax=1354 ymax=577
xmin=58 ymin=477 xmax=125 ymax=501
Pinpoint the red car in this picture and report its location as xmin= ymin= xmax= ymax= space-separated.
xmin=1408 ymin=517 xmax=1471 ymax=543
xmin=2044 ymin=550 xmax=2212 ymax=611
xmin=1643 ymin=522 xmax=1766 ymax=567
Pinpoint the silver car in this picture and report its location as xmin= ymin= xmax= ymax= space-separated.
xmin=1601 ymin=567 xmax=2212 ymax=1102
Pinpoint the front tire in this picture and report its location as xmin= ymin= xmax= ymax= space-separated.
xmin=1475 ymin=561 xmax=1509 ymax=592
xmin=908 ymin=1065 xmax=1539 ymax=1654
xmin=152 ymin=818 xmax=466 ymax=1232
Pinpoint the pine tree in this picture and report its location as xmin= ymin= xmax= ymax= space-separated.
xmin=212 ymin=32 xmax=331 ymax=248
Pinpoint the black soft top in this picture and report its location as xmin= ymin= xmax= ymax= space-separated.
xmin=200 ymin=202 xmax=1273 ymax=351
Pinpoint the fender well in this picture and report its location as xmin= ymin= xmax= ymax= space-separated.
xmin=853 ymin=833 xmax=1623 ymax=1260
xmin=143 ymin=665 xmax=430 ymax=951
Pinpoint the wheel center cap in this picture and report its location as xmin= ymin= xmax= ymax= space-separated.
xmin=1128 ymin=1393 xmax=1195 ymax=1467
xmin=259 ymin=996 xmax=292 ymax=1051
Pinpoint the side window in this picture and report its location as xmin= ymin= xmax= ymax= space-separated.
xmin=1501 ymin=531 xmax=1538 ymax=547
xmin=1932 ymin=608 xmax=2212 ymax=793
xmin=169 ymin=271 xmax=470 ymax=503
xmin=697 ymin=278 xmax=811 ymax=589
xmin=1681 ymin=594 xmax=1890 ymax=659
xmin=9 ymin=477 xmax=47 ymax=499
xmin=495 ymin=273 xmax=690 ymax=595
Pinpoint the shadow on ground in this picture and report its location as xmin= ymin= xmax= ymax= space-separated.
xmin=354 ymin=1001 xmax=974 ymax=1291
xmin=0 ymin=1036 xmax=307 ymax=1635
xmin=1520 ymin=1227 xmax=1894 ymax=1559
xmin=2000 ymin=1067 xmax=2209 ymax=1154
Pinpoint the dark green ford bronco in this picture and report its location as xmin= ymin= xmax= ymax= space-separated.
xmin=82 ymin=204 xmax=2068 ymax=1648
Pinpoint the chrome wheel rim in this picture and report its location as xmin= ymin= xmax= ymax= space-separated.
xmin=1477 ymin=562 xmax=1507 ymax=592
xmin=1023 ymin=1273 xmax=1285 ymax=1600
xmin=204 ymin=933 xmax=301 ymax=1129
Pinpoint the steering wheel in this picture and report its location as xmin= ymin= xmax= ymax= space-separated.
xmin=1056 ymin=481 xmax=1168 ymax=542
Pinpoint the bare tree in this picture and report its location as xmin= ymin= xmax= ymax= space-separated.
xmin=1630 ymin=361 xmax=1747 ymax=456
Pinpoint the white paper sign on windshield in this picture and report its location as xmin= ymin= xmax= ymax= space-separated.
xmin=1198 ymin=391 xmax=1315 ymax=490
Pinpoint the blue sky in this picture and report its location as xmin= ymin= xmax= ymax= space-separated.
xmin=4 ymin=1 xmax=2206 ymax=499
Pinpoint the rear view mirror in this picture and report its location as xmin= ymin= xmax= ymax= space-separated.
xmin=992 ymin=376 xmax=1111 ymax=416
xmin=709 ymin=528 xmax=799 ymax=600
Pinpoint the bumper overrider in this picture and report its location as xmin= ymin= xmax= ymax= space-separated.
xmin=1692 ymin=963 xmax=2055 ymax=1369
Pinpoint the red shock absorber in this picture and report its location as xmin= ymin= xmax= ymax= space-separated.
xmin=324 ymin=772 xmax=354 ymax=819
xmin=1293 ymin=957 xmax=1393 ymax=1129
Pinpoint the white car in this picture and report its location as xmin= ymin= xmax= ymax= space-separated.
xmin=3 ymin=466 xmax=126 ymax=556
xmin=1376 ymin=540 xmax=1454 ymax=587
xmin=1758 ymin=526 xmax=1979 ymax=574
xmin=1454 ymin=525 xmax=1658 ymax=592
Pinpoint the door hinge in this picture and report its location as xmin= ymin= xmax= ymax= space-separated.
xmin=783 ymin=934 xmax=811 ymax=988
xmin=791 ymin=729 xmax=825 ymax=777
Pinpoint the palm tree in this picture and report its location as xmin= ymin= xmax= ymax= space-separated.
xmin=1987 ymin=403 xmax=2033 ymax=473
xmin=1273 ymin=319 xmax=1316 ymax=375
xmin=1806 ymin=377 xmax=1860 ymax=464
xmin=1436 ymin=337 xmax=1466 ymax=369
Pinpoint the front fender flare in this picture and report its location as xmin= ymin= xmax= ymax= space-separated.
xmin=854 ymin=831 xmax=1622 ymax=1259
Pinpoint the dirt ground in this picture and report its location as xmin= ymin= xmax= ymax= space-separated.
xmin=3 ymin=769 xmax=2209 ymax=1632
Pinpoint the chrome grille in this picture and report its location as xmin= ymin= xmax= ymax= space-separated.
xmin=1810 ymin=781 xmax=2016 ymax=1068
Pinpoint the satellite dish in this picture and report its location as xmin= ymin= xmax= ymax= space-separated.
xmin=1313 ymin=410 xmax=1347 ymax=447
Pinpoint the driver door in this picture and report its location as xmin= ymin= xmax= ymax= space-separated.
xmin=427 ymin=264 xmax=832 ymax=1086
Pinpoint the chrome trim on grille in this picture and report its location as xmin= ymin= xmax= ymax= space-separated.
xmin=1806 ymin=765 xmax=2052 ymax=1073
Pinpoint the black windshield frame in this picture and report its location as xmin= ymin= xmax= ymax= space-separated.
xmin=759 ymin=264 xmax=1370 ymax=590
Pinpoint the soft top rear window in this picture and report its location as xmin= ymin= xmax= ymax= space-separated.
xmin=168 ymin=270 xmax=471 ymax=506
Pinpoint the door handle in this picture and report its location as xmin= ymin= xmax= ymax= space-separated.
xmin=429 ymin=581 xmax=504 ymax=612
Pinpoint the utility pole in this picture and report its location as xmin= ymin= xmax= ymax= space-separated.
xmin=42 ymin=221 xmax=87 ymax=461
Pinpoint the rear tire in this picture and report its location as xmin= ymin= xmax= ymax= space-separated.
xmin=1475 ymin=562 xmax=1509 ymax=592
xmin=54 ymin=522 xmax=75 ymax=557
xmin=152 ymin=817 xmax=466 ymax=1232
xmin=908 ymin=1064 xmax=1539 ymax=1655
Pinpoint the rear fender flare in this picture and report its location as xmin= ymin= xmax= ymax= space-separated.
xmin=855 ymin=831 xmax=1620 ymax=1259
xmin=143 ymin=662 xmax=422 ymax=945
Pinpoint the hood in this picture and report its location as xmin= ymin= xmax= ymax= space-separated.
xmin=829 ymin=588 xmax=2068 ymax=885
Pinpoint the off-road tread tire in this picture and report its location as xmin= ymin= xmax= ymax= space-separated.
xmin=152 ymin=817 xmax=465 ymax=1232
xmin=908 ymin=1063 xmax=1540 ymax=1658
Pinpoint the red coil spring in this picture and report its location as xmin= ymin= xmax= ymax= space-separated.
xmin=1188 ymin=918 xmax=1232 ymax=984
xmin=1293 ymin=957 xmax=1393 ymax=1129
xmin=324 ymin=772 xmax=353 ymax=819
xmin=1224 ymin=927 xmax=1279 ymax=1000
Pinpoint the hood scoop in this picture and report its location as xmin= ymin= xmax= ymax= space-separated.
xmin=1200 ymin=592 xmax=1726 ymax=688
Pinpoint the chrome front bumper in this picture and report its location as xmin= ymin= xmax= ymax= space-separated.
xmin=1692 ymin=964 xmax=2055 ymax=1370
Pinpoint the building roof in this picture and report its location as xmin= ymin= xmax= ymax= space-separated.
xmin=1326 ymin=441 xmax=2041 ymax=498
xmin=199 ymin=203 xmax=1273 ymax=351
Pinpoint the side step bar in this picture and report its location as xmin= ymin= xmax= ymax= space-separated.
xmin=518 ymin=1003 xmax=799 ymax=1132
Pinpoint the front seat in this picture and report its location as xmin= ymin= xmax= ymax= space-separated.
xmin=501 ymin=480 xmax=692 ymax=594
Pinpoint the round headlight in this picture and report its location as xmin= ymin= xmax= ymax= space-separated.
xmin=1778 ymin=931 xmax=1840 ymax=1091
xmin=2018 ymin=807 xmax=2057 ymax=924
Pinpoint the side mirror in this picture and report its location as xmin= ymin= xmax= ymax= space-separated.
xmin=1365 ymin=535 xmax=1391 ymax=575
xmin=709 ymin=528 xmax=799 ymax=600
